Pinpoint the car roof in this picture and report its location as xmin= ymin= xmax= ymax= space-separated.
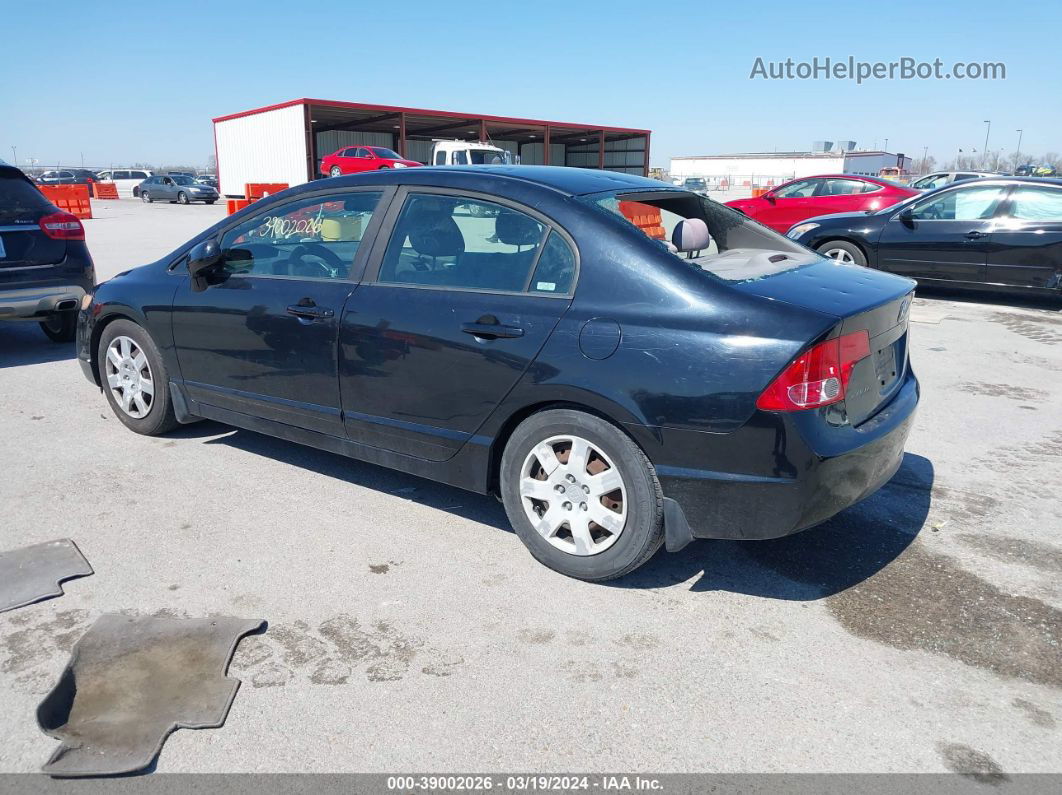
xmin=317 ymin=165 xmax=671 ymax=198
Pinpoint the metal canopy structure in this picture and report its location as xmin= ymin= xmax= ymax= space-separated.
xmin=213 ymin=98 xmax=651 ymax=182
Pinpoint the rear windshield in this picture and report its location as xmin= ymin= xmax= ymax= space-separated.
xmin=582 ymin=190 xmax=814 ymax=283
xmin=0 ymin=172 xmax=51 ymax=223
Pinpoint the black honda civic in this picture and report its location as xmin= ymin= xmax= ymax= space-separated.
xmin=787 ymin=176 xmax=1062 ymax=296
xmin=77 ymin=166 xmax=919 ymax=581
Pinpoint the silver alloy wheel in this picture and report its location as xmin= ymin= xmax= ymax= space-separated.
xmin=141 ymin=191 xmax=150 ymax=203
xmin=178 ymin=191 xmax=188 ymax=204
xmin=104 ymin=336 xmax=155 ymax=419
xmin=519 ymin=434 xmax=627 ymax=556
xmin=329 ymin=166 xmax=342 ymax=177
xmin=823 ymin=247 xmax=855 ymax=264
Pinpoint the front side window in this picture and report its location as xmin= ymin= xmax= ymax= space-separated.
xmin=452 ymin=150 xmax=468 ymax=165
xmin=378 ymin=194 xmax=553 ymax=293
xmin=219 ymin=191 xmax=383 ymax=279
xmin=354 ymin=148 xmax=371 ymax=158
xmin=912 ymin=174 xmax=949 ymax=190
xmin=469 ymin=149 xmax=509 ymax=165
xmin=370 ymin=147 xmax=401 ymax=160
xmin=908 ymin=185 xmax=1005 ymax=221
xmin=1007 ymin=187 xmax=1062 ymax=221
xmin=773 ymin=179 xmax=819 ymax=198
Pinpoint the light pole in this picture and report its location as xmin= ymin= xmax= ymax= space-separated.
xmin=1015 ymin=129 xmax=1023 ymax=169
xmin=922 ymin=146 xmax=929 ymax=174
xmin=884 ymin=137 xmax=889 ymax=152
xmin=982 ymin=120 xmax=991 ymax=168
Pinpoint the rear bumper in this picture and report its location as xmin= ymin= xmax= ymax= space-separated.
xmin=0 ymin=284 xmax=87 ymax=320
xmin=658 ymin=372 xmax=919 ymax=542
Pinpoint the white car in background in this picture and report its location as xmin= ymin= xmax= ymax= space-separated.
xmin=909 ymin=171 xmax=996 ymax=190
xmin=94 ymin=168 xmax=153 ymax=197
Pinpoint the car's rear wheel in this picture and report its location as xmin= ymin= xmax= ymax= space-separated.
xmin=378 ymin=165 xmax=391 ymax=170
xmin=500 ymin=409 xmax=664 ymax=581
xmin=39 ymin=311 xmax=77 ymax=343
xmin=141 ymin=191 xmax=152 ymax=203
xmin=205 ymin=200 xmax=216 ymax=205
xmin=98 ymin=320 xmax=178 ymax=435
xmin=817 ymin=240 xmax=866 ymax=266
xmin=329 ymin=166 xmax=342 ymax=177
xmin=177 ymin=191 xmax=189 ymax=205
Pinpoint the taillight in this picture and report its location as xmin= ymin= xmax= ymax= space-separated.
xmin=756 ymin=331 xmax=871 ymax=411
xmin=39 ymin=211 xmax=85 ymax=241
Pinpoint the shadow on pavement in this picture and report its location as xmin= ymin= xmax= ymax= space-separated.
xmin=915 ymin=286 xmax=1061 ymax=312
xmin=197 ymin=421 xmax=932 ymax=597
xmin=607 ymin=452 xmax=933 ymax=598
xmin=201 ymin=426 xmax=512 ymax=532
xmin=0 ymin=323 xmax=75 ymax=369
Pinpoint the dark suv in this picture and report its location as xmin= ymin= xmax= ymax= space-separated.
xmin=35 ymin=169 xmax=99 ymax=186
xmin=0 ymin=165 xmax=95 ymax=341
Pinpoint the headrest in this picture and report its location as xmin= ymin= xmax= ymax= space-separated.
xmin=672 ymin=218 xmax=711 ymax=252
xmin=495 ymin=211 xmax=541 ymax=246
xmin=409 ymin=213 xmax=465 ymax=258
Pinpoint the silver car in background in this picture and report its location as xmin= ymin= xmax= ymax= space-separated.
xmin=139 ymin=175 xmax=218 ymax=205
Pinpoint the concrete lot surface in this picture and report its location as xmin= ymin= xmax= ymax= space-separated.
xmin=1 ymin=198 xmax=1060 ymax=774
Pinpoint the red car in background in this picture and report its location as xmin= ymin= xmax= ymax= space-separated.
xmin=320 ymin=146 xmax=421 ymax=177
xmin=725 ymin=175 xmax=917 ymax=234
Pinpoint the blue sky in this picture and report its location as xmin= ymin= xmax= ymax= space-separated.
xmin=1 ymin=0 xmax=1057 ymax=169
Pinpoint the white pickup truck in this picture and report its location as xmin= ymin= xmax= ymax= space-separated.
xmin=430 ymin=140 xmax=517 ymax=166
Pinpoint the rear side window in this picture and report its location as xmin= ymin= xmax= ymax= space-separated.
xmin=909 ymin=185 xmax=1005 ymax=221
xmin=820 ymin=178 xmax=867 ymax=196
xmin=220 ymin=191 xmax=383 ymax=279
xmin=435 ymin=151 xmax=447 ymax=165
xmin=1008 ymin=187 xmax=1062 ymax=221
xmin=529 ymin=232 xmax=576 ymax=294
xmin=0 ymin=173 xmax=51 ymax=223
xmin=131 ymin=171 xmax=148 ymax=179
xmin=377 ymin=194 xmax=556 ymax=293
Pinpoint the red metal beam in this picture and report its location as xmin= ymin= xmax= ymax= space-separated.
xmin=212 ymin=98 xmax=650 ymax=136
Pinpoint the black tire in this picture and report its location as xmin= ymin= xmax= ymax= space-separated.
xmin=206 ymin=200 xmax=216 ymax=205
xmin=39 ymin=311 xmax=77 ymax=342
xmin=500 ymin=409 xmax=664 ymax=581
xmin=816 ymin=239 xmax=867 ymax=267
xmin=177 ymin=191 xmax=189 ymax=205
xmin=132 ymin=186 xmax=139 ymax=198
xmin=97 ymin=319 xmax=179 ymax=436
xmin=378 ymin=165 xmax=391 ymax=170
xmin=141 ymin=191 xmax=152 ymax=203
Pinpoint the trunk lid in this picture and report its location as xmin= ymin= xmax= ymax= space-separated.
xmin=734 ymin=256 xmax=915 ymax=425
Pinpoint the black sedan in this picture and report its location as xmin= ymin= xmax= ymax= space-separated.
xmin=787 ymin=177 xmax=1062 ymax=296
xmin=76 ymin=166 xmax=918 ymax=581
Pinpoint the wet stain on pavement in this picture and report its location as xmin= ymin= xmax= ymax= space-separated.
xmin=990 ymin=312 xmax=1062 ymax=346
xmin=1012 ymin=698 xmax=1056 ymax=728
xmin=937 ymin=742 xmax=1009 ymax=784
xmin=958 ymin=533 xmax=1062 ymax=575
xmin=0 ymin=609 xmax=90 ymax=677
xmin=369 ymin=563 xmax=390 ymax=574
xmin=824 ymin=542 xmax=1062 ymax=689
xmin=518 ymin=628 xmax=556 ymax=645
xmin=958 ymin=382 xmax=1048 ymax=402
xmin=228 ymin=613 xmax=461 ymax=686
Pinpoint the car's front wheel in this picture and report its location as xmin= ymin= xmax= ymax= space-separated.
xmin=177 ymin=191 xmax=189 ymax=205
xmin=329 ymin=166 xmax=342 ymax=177
xmin=500 ymin=409 xmax=664 ymax=581
xmin=98 ymin=319 xmax=179 ymax=435
xmin=39 ymin=311 xmax=77 ymax=342
xmin=817 ymin=240 xmax=867 ymax=266
xmin=141 ymin=191 xmax=152 ymax=203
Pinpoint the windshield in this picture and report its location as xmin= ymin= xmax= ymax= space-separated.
xmin=684 ymin=178 xmax=707 ymax=189
xmin=582 ymin=190 xmax=812 ymax=283
xmin=469 ymin=149 xmax=511 ymax=165
xmin=370 ymin=147 xmax=401 ymax=160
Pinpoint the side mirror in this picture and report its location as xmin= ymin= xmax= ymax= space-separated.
xmin=764 ymin=192 xmax=776 ymax=203
xmin=188 ymin=239 xmax=222 ymax=292
xmin=898 ymin=208 xmax=914 ymax=225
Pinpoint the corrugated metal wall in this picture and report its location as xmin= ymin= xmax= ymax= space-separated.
xmin=215 ymin=104 xmax=308 ymax=197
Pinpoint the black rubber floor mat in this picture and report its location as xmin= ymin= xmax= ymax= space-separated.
xmin=0 ymin=539 xmax=93 ymax=613
xmin=37 ymin=614 xmax=265 ymax=777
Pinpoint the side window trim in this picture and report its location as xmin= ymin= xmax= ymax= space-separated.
xmin=361 ymin=186 xmax=579 ymax=297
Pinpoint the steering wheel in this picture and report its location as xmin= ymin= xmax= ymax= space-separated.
xmin=285 ymin=243 xmax=345 ymax=278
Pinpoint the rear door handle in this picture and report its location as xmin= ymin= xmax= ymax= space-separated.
xmin=286 ymin=303 xmax=334 ymax=320
xmin=965 ymin=230 xmax=986 ymax=239
xmin=461 ymin=322 xmax=524 ymax=340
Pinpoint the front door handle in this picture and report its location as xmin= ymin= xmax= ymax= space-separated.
xmin=965 ymin=230 xmax=986 ymax=239
xmin=286 ymin=301 xmax=334 ymax=320
xmin=461 ymin=322 xmax=524 ymax=340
